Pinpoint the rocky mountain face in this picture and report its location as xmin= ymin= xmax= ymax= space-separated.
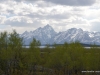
xmin=21 ymin=25 xmax=57 ymax=45
xmin=20 ymin=25 xmax=100 ymax=45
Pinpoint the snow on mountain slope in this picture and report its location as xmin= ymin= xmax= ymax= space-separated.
xmin=54 ymin=28 xmax=91 ymax=44
xmin=21 ymin=25 xmax=100 ymax=45
xmin=21 ymin=24 xmax=57 ymax=45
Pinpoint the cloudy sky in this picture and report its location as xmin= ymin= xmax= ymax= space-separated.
xmin=0 ymin=0 xmax=100 ymax=33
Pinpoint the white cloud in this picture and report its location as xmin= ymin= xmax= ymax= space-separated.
xmin=0 ymin=15 xmax=6 ymax=24
xmin=0 ymin=0 xmax=100 ymax=33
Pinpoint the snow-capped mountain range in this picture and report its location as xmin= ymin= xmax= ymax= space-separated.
xmin=20 ymin=24 xmax=100 ymax=45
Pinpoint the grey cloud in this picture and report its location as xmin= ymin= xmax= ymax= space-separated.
xmin=71 ymin=19 xmax=87 ymax=24
xmin=4 ymin=16 xmax=43 ymax=28
xmin=26 ymin=13 xmax=71 ymax=20
xmin=13 ymin=0 xmax=96 ymax=6
xmin=22 ymin=8 xmax=71 ymax=20
xmin=44 ymin=0 xmax=96 ymax=6
xmin=72 ymin=7 xmax=83 ymax=11
xmin=48 ymin=14 xmax=70 ymax=20
xmin=7 ymin=9 xmax=15 ymax=15
xmin=36 ymin=1 xmax=55 ymax=7
xmin=91 ymin=22 xmax=100 ymax=32
xmin=14 ymin=0 xmax=37 ymax=2
xmin=0 ymin=0 xmax=8 ymax=2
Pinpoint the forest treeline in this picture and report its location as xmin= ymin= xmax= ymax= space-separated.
xmin=0 ymin=30 xmax=100 ymax=75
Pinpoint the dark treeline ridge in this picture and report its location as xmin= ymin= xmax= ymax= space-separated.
xmin=0 ymin=30 xmax=100 ymax=75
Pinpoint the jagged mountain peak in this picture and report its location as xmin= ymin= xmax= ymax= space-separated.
xmin=68 ymin=28 xmax=83 ymax=31
xmin=21 ymin=26 xmax=100 ymax=45
xmin=21 ymin=25 xmax=57 ymax=45
xmin=21 ymin=31 xmax=29 ymax=36
xmin=38 ymin=27 xmax=42 ymax=29
xmin=44 ymin=24 xmax=51 ymax=28
xmin=34 ymin=24 xmax=56 ymax=34
xmin=43 ymin=24 xmax=55 ymax=31
xmin=23 ymin=30 xmax=28 ymax=33
xmin=69 ymin=28 xmax=77 ymax=30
